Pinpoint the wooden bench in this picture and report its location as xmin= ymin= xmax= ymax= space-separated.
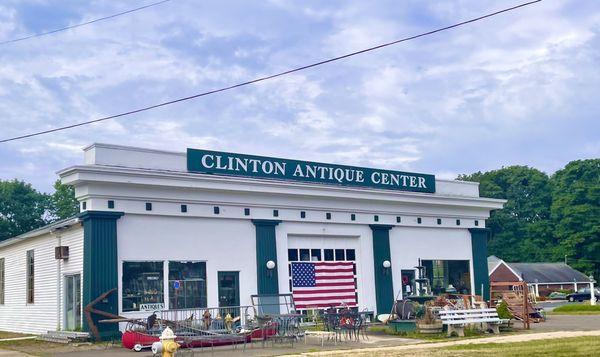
xmin=439 ymin=308 xmax=502 ymax=337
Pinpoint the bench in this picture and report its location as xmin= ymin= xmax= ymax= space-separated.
xmin=439 ymin=308 xmax=502 ymax=337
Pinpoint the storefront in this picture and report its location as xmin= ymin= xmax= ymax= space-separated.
xmin=0 ymin=143 xmax=504 ymax=337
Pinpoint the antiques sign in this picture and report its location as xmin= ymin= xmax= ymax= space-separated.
xmin=187 ymin=149 xmax=435 ymax=193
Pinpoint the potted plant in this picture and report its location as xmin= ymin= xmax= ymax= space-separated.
xmin=416 ymin=304 xmax=442 ymax=334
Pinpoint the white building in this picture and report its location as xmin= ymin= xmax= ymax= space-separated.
xmin=0 ymin=143 xmax=505 ymax=337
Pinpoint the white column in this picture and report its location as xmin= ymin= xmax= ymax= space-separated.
xmin=574 ymin=282 xmax=578 ymax=292
xmin=535 ymin=284 xmax=539 ymax=297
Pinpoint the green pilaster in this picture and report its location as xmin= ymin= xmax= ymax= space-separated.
xmin=469 ymin=228 xmax=491 ymax=300
xmin=370 ymin=225 xmax=394 ymax=315
xmin=79 ymin=211 xmax=123 ymax=340
xmin=252 ymin=219 xmax=281 ymax=295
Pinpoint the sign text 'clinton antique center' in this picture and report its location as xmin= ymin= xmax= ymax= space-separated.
xmin=187 ymin=148 xmax=435 ymax=193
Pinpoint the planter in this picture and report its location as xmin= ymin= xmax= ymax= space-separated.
xmin=388 ymin=320 xmax=417 ymax=333
xmin=417 ymin=321 xmax=443 ymax=334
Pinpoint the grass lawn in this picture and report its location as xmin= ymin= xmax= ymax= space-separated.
xmin=0 ymin=338 xmax=113 ymax=356
xmin=550 ymin=303 xmax=600 ymax=315
xmin=439 ymin=336 xmax=600 ymax=356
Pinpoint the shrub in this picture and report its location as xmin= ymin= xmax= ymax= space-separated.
xmin=496 ymin=301 xmax=513 ymax=319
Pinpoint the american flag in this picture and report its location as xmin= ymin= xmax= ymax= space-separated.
xmin=291 ymin=261 xmax=357 ymax=309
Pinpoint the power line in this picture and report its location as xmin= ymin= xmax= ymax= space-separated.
xmin=0 ymin=0 xmax=542 ymax=144
xmin=0 ymin=0 xmax=172 ymax=46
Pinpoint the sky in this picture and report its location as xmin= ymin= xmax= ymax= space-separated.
xmin=0 ymin=0 xmax=598 ymax=193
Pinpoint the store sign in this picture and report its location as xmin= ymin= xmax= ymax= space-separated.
xmin=140 ymin=303 xmax=164 ymax=311
xmin=187 ymin=148 xmax=435 ymax=193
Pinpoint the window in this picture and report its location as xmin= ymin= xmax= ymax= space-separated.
xmin=374 ymin=215 xmax=379 ymax=222
xmin=0 ymin=258 xmax=4 ymax=304
xmin=122 ymin=261 xmax=164 ymax=312
xmin=396 ymin=216 xmax=401 ymax=223
xmin=324 ymin=249 xmax=334 ymax=261
xmin=169 ymin=261 xmax=207 ymax=309
xmin=288 ymin=249 xmax=298 ymax=262
xmin=145 ymin=202 xmax=152 ymax=211
xmin=244 ymin=208 xmax=250 ymax=216
xmin=299 ymin=249 xmax=310 ymax=261
xmin=335 ymin=249 xmax=345 ymax=261
xmin=422 ymin=260 xmax=471 ymax=295
xmin=214 ymin=206 xmax=220 ymax=214
xmin=181 ymin=204 xmax=187 ymax=213
xmin=346 ymin=249 xmax=356 ymax=261
xmin=350 ymin=214 xmax=356 ymax=221
xmin=108 ymin=200 xmax=115 ymax=209
xmin=273 ymin=209 xmax=279 ymax=217
xmin=26 ymin=250 xmax=34 ymax=303
xmin=300 ymin=211 xmax=306 ymax=219
xmin=310 ymin=249 xmax=321 ymax=261
xmin=326 ymin=213 xmax=331 ymax=220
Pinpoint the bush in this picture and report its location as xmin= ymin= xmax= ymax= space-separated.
xmin=496 ymin=301 xmax=513 ymax=319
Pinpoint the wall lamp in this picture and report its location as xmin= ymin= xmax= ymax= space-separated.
xmin=266 ymin=260 xmax=276 ymax=277
xmin=383 ymin=260 xmax=391 ymax=275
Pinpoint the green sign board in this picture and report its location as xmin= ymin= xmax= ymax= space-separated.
xmin=187 ymin=148 xmax=435 ymax=193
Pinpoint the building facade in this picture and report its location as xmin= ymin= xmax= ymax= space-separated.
xmin=0 ymin=143 xmax=504 ymax=337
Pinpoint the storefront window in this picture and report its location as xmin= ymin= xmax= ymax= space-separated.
xmin=169 ymin=261 xmax=207 ymax=309
xmin=422 ymin=260 xmax=471 ymax=295
xmin=122 ymin=261 xmax=164 ymax=312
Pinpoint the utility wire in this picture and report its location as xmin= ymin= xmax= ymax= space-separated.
xmin=0 ymin=0 xmax=172 ymax=46
xmin=0 ymin=0 xmax=542 ymax=143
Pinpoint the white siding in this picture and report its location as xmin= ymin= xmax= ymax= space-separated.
xmin=0 ymin=225 xmax=83 ymax=334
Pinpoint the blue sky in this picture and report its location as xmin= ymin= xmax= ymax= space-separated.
xmin=0 ymin=0 xmax=598 ymax=192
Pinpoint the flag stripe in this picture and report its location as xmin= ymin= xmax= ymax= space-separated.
xmin=295 ymin=302 xmax=357 ymax=309
xmin=292 ymin=288 xmax=356 ymax=295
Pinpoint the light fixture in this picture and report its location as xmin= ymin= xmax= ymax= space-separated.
xmin=266 ymin=260 xmax=276 ymax=270
xmin=383 ymin=260 xmax=391 ymax=269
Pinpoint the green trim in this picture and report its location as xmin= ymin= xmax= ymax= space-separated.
xmin=369 ymin=224 xmax=394 ymax=315
xmin=252 ymin=220 xmax=281 ymax=296
xmin=79 ymin=211 xmax=123 ymax=340
xmin=469 ymin=228 xmax=491 ymax=300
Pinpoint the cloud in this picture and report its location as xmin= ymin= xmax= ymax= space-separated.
xmin=0 ymin=0 xmax=598 ymax=192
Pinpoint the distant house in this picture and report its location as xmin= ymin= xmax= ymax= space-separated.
xmin=488 ymin=256 xmax=592 ymax=297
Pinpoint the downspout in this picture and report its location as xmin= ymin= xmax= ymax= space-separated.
xmin=52 ymin=230 xmax=62 ymax=331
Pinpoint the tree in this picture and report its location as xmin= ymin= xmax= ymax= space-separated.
xmin=0 ymin=180 xmax=49 ymax=241
xmin=458 ymin=166 xmax=555 ymax=262
xmin=550 ymin=159 xmax=600 ymax=276
xmin=48 ymin=179 xmax=80 ymax=221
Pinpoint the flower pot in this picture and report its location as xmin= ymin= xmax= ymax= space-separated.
xmin=417 ymin=321 xmax=443 ymax=334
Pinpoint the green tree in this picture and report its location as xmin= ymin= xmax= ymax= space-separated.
xmin=48 ymin=179 xmax=80 ymax=221
xmin=458 ymin=166 xmax=555 ymax=262
xmin=0 ymin=179 xmax=49 ymax=241
xmin=550 ymin=159 xmax=600 ymax=277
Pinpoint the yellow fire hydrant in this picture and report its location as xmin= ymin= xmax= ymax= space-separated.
xmin=159 ymin=326 xmax=180 ymax=357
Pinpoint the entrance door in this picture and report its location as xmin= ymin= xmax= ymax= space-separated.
xmin=218 ymin=272 xmax=240 ymax=308
xmin=64 ymin=274 xmax=81 ymax=331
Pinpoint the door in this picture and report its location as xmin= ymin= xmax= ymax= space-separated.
xmin=218 ymin=272 xmax=240 ymax=307
xmin=64 ymin=274 xmax=81 ymax=331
